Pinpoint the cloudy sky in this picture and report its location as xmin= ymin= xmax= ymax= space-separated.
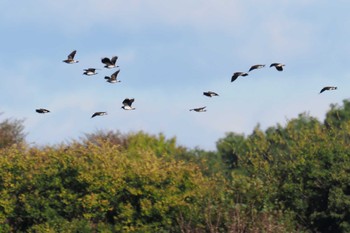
xmin=0 ymin=1 xmax=349 ymax=150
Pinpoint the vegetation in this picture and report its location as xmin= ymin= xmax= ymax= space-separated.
xmin=1 ymin=100 xmax=350 ymax=232
xmin=0 ymin=114 xmax=26 ymax=148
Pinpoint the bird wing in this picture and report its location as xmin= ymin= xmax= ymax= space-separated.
xmin=231 ymin=73 xmax=239 ymax=82
xmin=101 ymin=57 xmax=112 ymax=65
xmin=36 ymin=108 xmax=50 ymax=113
xmin=68 ymin=50 xmax=76 ymax=59
xmin=191 ymin=106 xmax=206 ymax=111
xmin=91 ymin=112 xmax=99 ymax=118
xmin=111 ymin=69 xmax=120 ymax=79
xmin=276 ymin=66 xmax=283 ymax=71
xmin=208 ymin=91 xmax=218 ymax=96
xmin=320 ymin=87 xmax=329 ymax=93
xmin=111 ymin=56 xmax=118 ymax=65
xmin=91 ymin=112 xmax=106 ymax=118
xmin=249 ymin=64 xmax=264 ymax=72
xmin=123 ymin=98 xmax=134 ymax=106
xmin=248 ymin=65 xmax=257 ymax=72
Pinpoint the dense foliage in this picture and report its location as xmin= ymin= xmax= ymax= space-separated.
xmin=1 ymin=100 xmax=350 ymax=232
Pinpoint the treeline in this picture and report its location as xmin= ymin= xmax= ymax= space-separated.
xmin=1 ymin=100 xmax=350 ymax=232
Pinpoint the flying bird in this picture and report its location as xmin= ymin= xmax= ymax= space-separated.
xmin=101 ymin=56 xmax=119 ymax=68
xmin=36 ymin=108 xmax=50 ymax=114
xmin=63 ymin=50 xmax=79 ymax=64
xmin=190 ymin=106 xmax=207 ymax=112
xmin=203 ymin=91 xmax=219 ymax=97
xmin=83 ymin=68 xmax=99 ymax=76
xmin=248 ymin=64 xmax=265 ymax=72
xmin=320 ymin=86 xmax=337 ymax=94
xmin=231 ymin=72 xmax=248 ymax=82
xmin=122 ymin=98 xmax=135 ymax=110
xmin=270 ymin=63 xmax=285 ymax=71
xmin=105 ymin=70 xmax=121 ymax=83
xmin=91 ymin=112 xmax=107 ymax=118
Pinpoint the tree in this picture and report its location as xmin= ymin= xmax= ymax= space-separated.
xmin=325 ymin=99 xmax=350 ymax=129
xmin=81 ymin=129 xmax=127 ymax=148
xmin=0 ymin=116 xmax=26 ymax=148
xmin=216 ymin=132 xmax=247 ymax=170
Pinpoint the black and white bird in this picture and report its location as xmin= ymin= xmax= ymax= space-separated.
xmin=63 ymin=50 xmax=79 ymax=64
xmin=101 ymin=56 xmax=119 ymax=68
xmin=36 ymin=108 xmax=50 ymax=114
xmin=190 ymin=106 xmax=207 ymax=112
xmin=270 ymin=63 xmax=285 ymax=71
xmin=248 ymin=64 xmax=265 ymax=72
xmin=91 ymin=112 xmax=107 ymax=118
xmin=231 ymin=72 xmax=248 ymax=82
xmin=83 ymin=68 xmax=99 ymax=76
xmin=122 ymin=98 xmax=135 ymax=110
xmin=203 ymin=91 xmax=219 ymax=97
xmin=105 ymin=70 xmax=121 ymax=83
xmin=320 ymin=86 xmax=337 ymax=94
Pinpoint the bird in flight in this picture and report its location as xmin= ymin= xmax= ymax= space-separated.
xmin=231 ymin=72 xmax=248 ymax=82
xmin=270 ymin=63 xmax=285 ymax=71
xmin=101 ymin=56 xmax=119 ymax=68
xmin=36 ymin=108 xmax=50 ymax=114
xmin=248 ymin=64 xmax=265 ymax=72
xmin=63 ymin=50 xmax=79 ymax=64
xmin=122 ymin=98 xmax=135 ymax=110
xmin=105 ymin=70 xmax=121 ymax=83
xmin=203 ymin=91 xmax=219 ymax=97
xmin=320 ymin=86 xmax=337 ymax=94
xmin=91 ymin=112 xmax=107 ymax=118
xmin=83 ymin=68 xmax=99 ymax=76
xmin=190 ymin=106 xmax=207 ymax=112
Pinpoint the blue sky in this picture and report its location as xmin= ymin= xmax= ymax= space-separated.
xmin=1 ymin=1 xmax=349 ymax=150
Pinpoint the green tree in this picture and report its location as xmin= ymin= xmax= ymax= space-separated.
xmin=216 ymin=132 xmax=247 ymax=170
xmin=325 ymin=99 xmax=350 ymax=129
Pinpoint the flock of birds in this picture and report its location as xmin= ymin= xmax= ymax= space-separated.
xmin=35 ymin=50 xmax=135 ymax=118
xmin=35 ymin=50 xmax=338 ymax=116
xmin=188 ymin=62 xmax=337 ymax=112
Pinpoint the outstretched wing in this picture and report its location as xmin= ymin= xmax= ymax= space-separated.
xmin=91 ymin=112 xmax=106 ymax=118
xmin=111 ymin=56 xmax=118 ymax=65
xmin=101 ymin=57 xmax=112 ymax=65
xmin=231 ymin=73 xmax=239 ymax=82
xmin=190 ymin=106 xmax=206 ymax=112
xmin=248 ymin=65 xmax=256 ymax=72
xmin=320 ymin=86 xmax=337 ymax=94
xmin=319 ymin=87 xmax=329 ymax=93
xmin=249 ymin=64 xmax=264 ymax=72
xmin=36 ymin=108 xmax=50 ymax=113
xmin=276 ymin=66 xmax=283 ymax=71
xmin=68 ymin=50 xmax=77 ymax=59
xmin=91 ymin=112 xmax=99 ymax=118
xmin=207 ymin=91 xmax=218 ymax=96
xmin=111 ymin=69 xmax=120 ymax=79
xmin=270 ymin=63 xmax=284 ymax=71
xmin=123 ymin=98 xmax=135 ymax=107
